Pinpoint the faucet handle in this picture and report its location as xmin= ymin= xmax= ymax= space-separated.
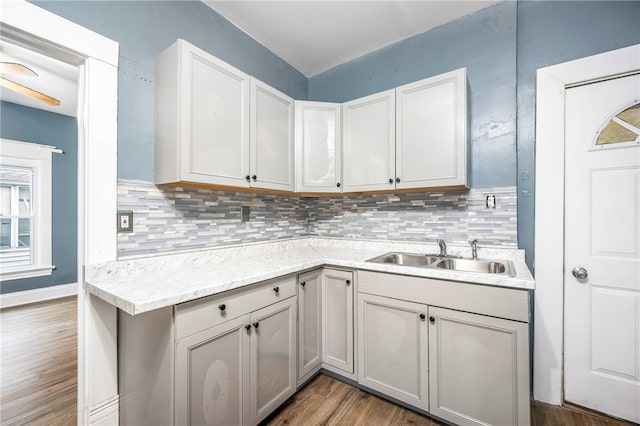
xmin=470 ymin=239 xmax=479 ymax=260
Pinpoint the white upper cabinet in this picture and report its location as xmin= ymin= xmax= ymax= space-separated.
xmin=155 ymin=39 xmax=251 ymax=187
xmin=295 ymin=101 xmax=342 ymax=193
xmin=396 ymin=68 xmax=468 ymax=189
xmin=342 ymin=89 xmax=396 ymax=192
xmin=250 ymin=78 xmax=295 ymax=192
xmin=155 ymin=39 xmax=467 ymax=194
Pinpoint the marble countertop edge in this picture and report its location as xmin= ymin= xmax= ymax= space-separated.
xmin=85 ymin=238 xmax=534 ymax=316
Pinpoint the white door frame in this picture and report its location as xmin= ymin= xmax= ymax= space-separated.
xmin=0 ymin=1 xmax=119 ymax=424
xmin=534 ymin=43 xmax=640 ymax=405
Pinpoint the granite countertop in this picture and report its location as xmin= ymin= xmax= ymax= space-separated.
xmin=85 ymin=237 xmax=535 ymax=316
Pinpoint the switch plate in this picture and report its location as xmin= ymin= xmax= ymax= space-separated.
xmin=117 ymin=210 xmax=133 ymax=232
xmin=486 ymin=195 xmax=496 ymax=209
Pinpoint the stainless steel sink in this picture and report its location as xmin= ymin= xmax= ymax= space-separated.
xmin=366 ymin=251 xmax=516 ymax=276
xmin=366 ymin=252 xmax=441 ymax=267
xmin=435 ymin=258 xmax=514 ymax=276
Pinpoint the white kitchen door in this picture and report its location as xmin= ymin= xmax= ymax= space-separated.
xmin=564 ymin=73 xmax=640 ymax=423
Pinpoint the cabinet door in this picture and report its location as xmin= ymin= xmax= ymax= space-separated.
xmin=250 ymin=78 xmax=295 ymax=191
xmin=428 ymin=307 xmax=529 ymax=426
xmin=248 ymin=297 xmax=297 ymax=424
xmin=297 ymin=270 xmax=322 ymax=382
xmin=357 ymin=293 xmax=428 ymax=410
xmin=166 ymin=40 xmax=250 ymax=187
xmin=295 ymin=101 xmax=342 ymax=193
xmin=342 ymin=90 xmax=396 ymax=192
xmin=175 ymin=315 xmax=250 ymax=426
xmin=395 ymin=68 xmax=467 ymax=189
xmin=322 ymin=269 xmax=354 ymax=374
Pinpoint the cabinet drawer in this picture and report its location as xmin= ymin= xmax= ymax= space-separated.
xmin=175 ymin=275 xmax=296 ymax=339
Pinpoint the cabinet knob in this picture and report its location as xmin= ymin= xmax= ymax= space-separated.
xmin=429 ymin=316 xmax=435 ymax=323
xmin=419 ymin=313 xmax=426 ymax=321
xmin=253 ymin=322 xmax=260 ymax=329
xmin=300 ymin=281 xmax=306 ymax=287
xmin=346 ymin=279 xmax=351 ymax=285
xmin=395 ymin=177 xmax=401 ymax=183
xmin=252 ymin=175 xmax=257 ymax=181
xmin=336 ymin=182 xmax=341 ymax=188
xmin=388 ymin=178 xmax=394 ymax=184
xmin=218 ymin=304 xmax=226 ymax=312
xmin=245 ymin=324 xmax=251 ymax=331
xmin=273 ymin=286 xmax=279 ymax=293
xmin=245 ymin=175 xmax=250 ymax=182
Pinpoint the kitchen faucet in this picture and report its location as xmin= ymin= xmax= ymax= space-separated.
xmin=437 ymin=239 xmax=447 ymax=257
xmin=470 ymin=239 xmax=478 ymax=260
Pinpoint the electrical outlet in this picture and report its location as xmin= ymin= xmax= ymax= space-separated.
xmin=241 ymin=206 xmax=250 ymax=222
xmin=117 ymin=210 xmax=133 ymax=232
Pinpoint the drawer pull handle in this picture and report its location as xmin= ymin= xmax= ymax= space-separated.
xmin=273 ymin=286 xmax=279 ymax=293
xmin=419 ymin=313 xmax=426 ymax=321
xmin=253 ymin=322 xmax=260 ymax=329
xmin=252 ymin=175 xmax=257 ymax=181
xmin=429 ymin=316 xmax=435 ymax=323
xmin=218 ymin=304 xmax=226 ymax=312
xmin=245 ymin=175 xmax=250 ymax=182
xmin=245 ymin=324 xmax=251 ymax=331
xmin=346 ymin=279 xmax=351 ymax=285
xmin=300 ymin=281 xmax=306 ymax=287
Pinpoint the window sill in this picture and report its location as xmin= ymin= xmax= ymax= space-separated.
xmin=0 ymin=265 xmax=55 ymax=281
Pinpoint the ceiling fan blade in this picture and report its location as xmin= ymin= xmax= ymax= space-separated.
xmin=0 ymin=77 xmax=60 ymax=106
xmin=0 ymin=62 xmax=38 ymax=76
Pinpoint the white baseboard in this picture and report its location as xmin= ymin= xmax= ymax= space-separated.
xmin=0 ymin=282 xmax=78 ymax=309
xmin=89 ymin=395 xmax=119 ymax=426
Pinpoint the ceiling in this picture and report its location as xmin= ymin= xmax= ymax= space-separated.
xmin=0 ymin=39 xmax=78 ymax=117
xmin=204 ymin=0 xmax=502 ymax=77
xmin=0 ymin=1 xmax=499 ymax=117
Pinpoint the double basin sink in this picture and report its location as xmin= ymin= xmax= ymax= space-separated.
xmin=366 ymin=252 xmax=515 ymax=277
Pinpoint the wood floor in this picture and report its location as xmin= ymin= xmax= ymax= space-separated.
xmin=0 ymin=299 xmax=636 ymax=426
xmin=267 ymin=374 xmax=637 ymax=426
xmin=0 ymin=297 xmax=77 ymax=426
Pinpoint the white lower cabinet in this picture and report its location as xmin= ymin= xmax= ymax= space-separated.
xmin=119 ymin=276 xmax=297 ymax=426
xmin=322 ymin=269 xmax=354 ymax=376
xmin=297 ymin=270 xmax=323 ymax=383
xmin=297 ymin=268 xmax=355 ymax=383
xmin=175 ymin=296 xmax=296 ymax=426
xmin=248 ymin=298 xmax=297 ymax=424
xmin=357 ymin=270 xmax=530 ymax=426
xmin=357 ymin=293 xmax=429 ymax=411
xmin=175 ymin=316 xmax=248 ymax=426
xmin=428 ymin=307 xmax=529 ymax=426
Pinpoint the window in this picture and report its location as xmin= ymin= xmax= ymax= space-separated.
xmin=0 ymin=139 xmax=60 ymax=280
xmin=595 ymin=102 xmax=640 ymax=146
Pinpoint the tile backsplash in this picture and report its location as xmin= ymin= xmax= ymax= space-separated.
xmin=117 ymin=179 xmax=517 ymax=257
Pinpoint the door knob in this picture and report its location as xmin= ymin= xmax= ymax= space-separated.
xmin=389 ymin=178 xmax=394 ymax=184
xmin=395 ymin=177 xmax=401 ymax=183
xmin=572 ymin=267 xmax=588 ymax=280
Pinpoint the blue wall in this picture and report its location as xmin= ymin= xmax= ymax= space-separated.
xmin=516 ymin=0 xmax=640 ymax=270
xmin=309 ymin=2 xmax=518 ymax=189
xmin=24 ymin=0 xmax=640 ymax=273
xmin=31 ymin=0 xmax=308 ymax=182
xmin=0 ymin=102 xmax=78 ymax=294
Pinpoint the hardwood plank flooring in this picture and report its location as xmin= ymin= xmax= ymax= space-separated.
xmin=267 ymin=374 xmax=637 ymax=426
xmin=0 ymin=297 xmax=77 ymax=426
xmin=0 ymin=298 xmax=636 ymax=426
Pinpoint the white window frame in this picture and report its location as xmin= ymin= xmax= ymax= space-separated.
xmin=0 ymin=138 xmax=61 ymax=280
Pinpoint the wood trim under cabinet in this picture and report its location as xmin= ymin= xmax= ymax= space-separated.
xmin=157 ymin=181 xmax=469 ymax=198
